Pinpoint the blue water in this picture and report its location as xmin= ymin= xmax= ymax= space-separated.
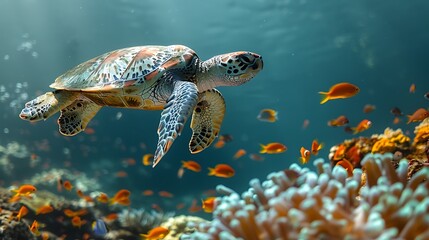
xmin=0 ymin=0 xmax=428 ymax=224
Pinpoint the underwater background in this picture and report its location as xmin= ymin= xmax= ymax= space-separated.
xmin=0 ymin=0 xmax=429 ymax=239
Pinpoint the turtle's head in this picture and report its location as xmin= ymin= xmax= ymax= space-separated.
xmin=217 ymin=51 xmax=263 ymax=85
xmin=198 ymin=51 xmax=263 ymax=91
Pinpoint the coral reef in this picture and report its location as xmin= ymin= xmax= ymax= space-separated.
xmin=0 ymin=209 xmax=36 ymax=240
xmin=118 ymin=208 xmax=175 ymax=235
xmin=189 ymin=154 xmax=429 ymax=239
xmin=19 ymin=190 xmax=71 ymax=213
xmin=329 ymin=122 xmax=429 ymax=180
xmin=25 ymin=168 xmax=101 ymax=192
xmin=0 ymin=141 xmax=29 ymax=174
xmin=414 ymin=118 xmax=429 ymax=145
xmin=160 ymin=215 xmax=208 ymax=240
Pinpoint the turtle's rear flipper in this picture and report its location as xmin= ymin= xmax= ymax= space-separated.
xmin=189 ymin=89 xmax=225 ymax=154
xmin=19 ymin=91 xmax=78 ymax=122
xmin=153 ymin=81 xmax=198 ymax=167
xmin=58 ymin=96 xmax=102 ymax=136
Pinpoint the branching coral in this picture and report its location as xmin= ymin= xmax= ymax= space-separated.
xmin=189 ymin=154 xmax=429 ymax=239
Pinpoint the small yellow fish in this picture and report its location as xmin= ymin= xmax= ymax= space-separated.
xmin=142 ymin=154 xmax=154 ymax=166
xmin=257 ymin=109 xmax=278 ymax=122
xmin=202 ymin=197 xmax=216 ymax=213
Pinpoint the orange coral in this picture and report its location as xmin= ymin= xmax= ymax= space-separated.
xmin=413 ymin=118 xmax=429 ymax=144
xmin=371 ymin=138 xmax=396 ymax=153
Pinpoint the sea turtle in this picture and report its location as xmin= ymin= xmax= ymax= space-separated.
xmin=19 ymin=45 xmax=263 ymax=167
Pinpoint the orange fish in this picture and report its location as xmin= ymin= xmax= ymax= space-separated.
xmin=328 ymin=115 xmax=349 ymax=127
xmin=16 ymin=206 xmax=28 ymax=221
xmin=409 ymin=83 xmax=416 ymax=93
xmin=76 ymin=189 xmax=84 ymax=198
xmin=71 ymin=216 xmax=86 ymax=228
xmin=181 ymin=160 xmax=201 ymax=172
xmin=407 ymin=108 xmax=429 ymax=124
xmin=36 ymin=205 xmax=54 ymax=215
xmin=103 ymin=213 xmax=118 ymax=222
xmin=208 ymin=164 xmax=235 ymax=178
xmin=84 ymin=127 xmax=95 ymax=134
xmin=393 ymin=117 xmax=401 ymax=125
xmin=97 ymin=193 xmax=109 ymax=203
xmin=311 ymin=140 xmax=323 ymax=155
xmin=63 ymin=209 xmax=88 ymax=218
xmin=12 ymin=184 xmax=37 ymax=196
xmin=363 ymin=104 xmax=376 ymax=113
xmin=8 ymin=195 xmax=22 ymax=203
xmin=352 ymin=119 xmax=372 ymax=134
xmin=110 ymin=189 xmax=131 ymax=205
xmin=219 ymin=134 xmax=233 ymax=142
xmin=188 ymin=199 xmax=202 ymax=213
xmin=333 ymin=144 xmax=347 ymax=161
xmin=233 ymin=149 xmax=247 ymax=159
xmin=140 ymin=226 xmax=170 ymax=240
xmin=158 ymin=191 xmax=174 ymax=198
xmin=319 ymin=82 xmax=360 ymax=104
xmin=82 ymin=196 xmax=94 ymax=203
xmin=302 ymin=119 xmax=310 ymax=129
xmin=299 ymin=147 xmax=311 ymax=164
xmin=63 ymin=181 xmax=73 ymax=191
xmin=41 ymin=232 xmax=49 ymax=240
xmin=177 ymin=167 xmax=185 ymax=179
xmin=257 ymin=109 xmax=278 ymax=122
xmin=249 ymin=153 xmax=265 ymax=161
xmin=115 ymin=170 xmax=128 ymax=178
xmin=213 ymin=139 xmax=226 ymax=149
xmin=142 ymin=190 xmax=154 ymax=196
xmin=260 ymin=142 xmax=287 ymax=154
xmin=122 ymin=158 xmax=136 ymax=166
xmin=336 ymin=159 xmax=354 ymax=177
xmin=30 ymin=220 xmax=41 ymax=236
xmin=176 ymin=203 xmax=186 ymax=210
xmin=201 ymin=197 xmax=216 ymax=213
xmin=142 ymin=154 xmax=154 ymax=166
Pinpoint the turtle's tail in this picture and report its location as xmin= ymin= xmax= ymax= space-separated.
xmin=19 ymin=90 xmax=77 ymax=121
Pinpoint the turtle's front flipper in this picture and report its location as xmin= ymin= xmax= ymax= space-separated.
xmin=189 ymin=89 xmax=225 ymax=153
xmin=19 ymin=91 xmax=78 ymax=121
xmin=153 ymin=81 xmax=198 ymax=167
xmin=58 ymin=96 xmax=102 ymax=136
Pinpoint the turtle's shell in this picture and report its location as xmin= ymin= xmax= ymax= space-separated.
xmin=50 ymin=45 xmax=198 ymax=92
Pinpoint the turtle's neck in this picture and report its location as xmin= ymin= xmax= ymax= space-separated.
xmin=195 ymin=57 xmax=226 ymax=92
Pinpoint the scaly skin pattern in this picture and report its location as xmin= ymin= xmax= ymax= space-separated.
xmin=19 ymin=45 xmax=263 ymax=167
